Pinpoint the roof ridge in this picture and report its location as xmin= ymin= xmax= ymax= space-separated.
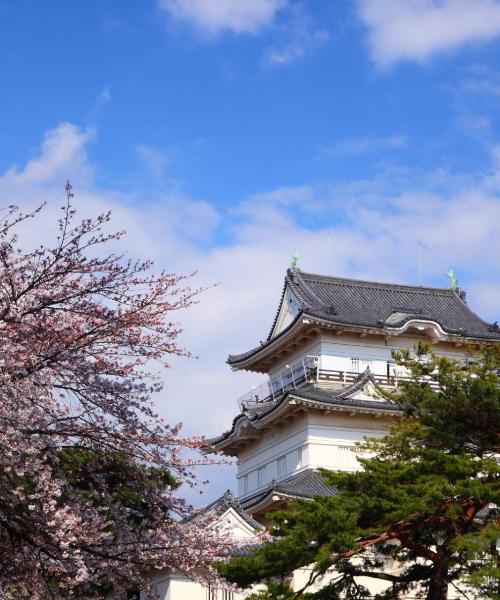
xmin=296 ymin=269 xmax=456 ymax=294
xmin=240 ymin=469 xmax=337 ymax=510
xmin=288 ymin=268 xmax=327 ymax=306
xmin=191 ymin=489 xmax=263 ymax=530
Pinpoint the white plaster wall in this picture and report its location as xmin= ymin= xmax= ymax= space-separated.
xmin=264 ymin=331 xmax=467 ymax=390
xmin=292 ymin=565 xmax=392 ymax=597
xmin=164 ymin=578 xmax=248 ymax=600
xmin=268 ymin=339 xmax=322 ymax=379
xmin=237 ymin=416 xmax=309 ymax=497
xmin=144 ymin=573 xmax=249 ymax=600
xmin=145 ymin=562 xmax=463 ymax=600
xmin=141 ymin=506 xmax=260 ymax=600
xmin=292 ymin=563 xmax=463 ymax=599
xmin=306 ymin=412 xmax=391 ymax=472
xmin=318 ymin=332 xmax=467 ymax=371
xmin=270 ymin=286 xmax=301 ymax=340
xmin=217 ymin=508 xmax=259 ymax=541
xmin=236 ymin=410 xmax=395 ymax=498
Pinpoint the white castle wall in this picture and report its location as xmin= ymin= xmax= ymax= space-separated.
xmin=139 ymin=507 xmax=258 ymax=600
xmin=267 ymin=339 xmax=322 ymax=378
xmin=236 ymin=411 xmax=394 ymax=499
xmin=305 ymin=412 xmax=391 ymax=473
xmin=317 ymin=332 xmax=465 ymax=374
xmin=235 ymin=331 xmax=468 ymax=500
xmin=143 ymin=571 xmax=248 ymax=600
xmin=237 ymin=417 xmax=309 ymax=497
xmin=268 ymin=331 xmax=467 ymax=380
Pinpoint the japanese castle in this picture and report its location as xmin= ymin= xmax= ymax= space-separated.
xmin=148 ymin=268 xmax=500 ymax=599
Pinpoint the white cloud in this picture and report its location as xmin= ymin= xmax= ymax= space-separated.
xmin=158 ymin=0 xmax=287 ymax=36
xmin=357 ymin=0 xmax=500 ymax=68
xmin=3 ymin=123 xmax=95 ymax=185
xmin=3 ymin=122 xmax=500 ymax=505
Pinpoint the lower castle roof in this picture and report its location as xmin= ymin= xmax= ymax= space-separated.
xmin=186 ymin=489 xmax=263 ymax=531
xmin=241 ymin=469 xmax=337 ymax=512
xmin=210 ymin=369 xmax=402 ymax=451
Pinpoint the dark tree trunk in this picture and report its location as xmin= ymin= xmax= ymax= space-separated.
xmin=426 ymin=562 xmax=448 ymax=600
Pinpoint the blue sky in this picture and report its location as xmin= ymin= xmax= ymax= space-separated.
xmin=1 ymin=0 xmax=500 ymax=502
xmin=4 ymin=0 xmax=500 ymax=205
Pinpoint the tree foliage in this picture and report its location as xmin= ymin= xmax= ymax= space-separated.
xmin=0 ymin=188 xmax=228 ymax=598
xmin=218 ymin=344 xmax=500 ymax=600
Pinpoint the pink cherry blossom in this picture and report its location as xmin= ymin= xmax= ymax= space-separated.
xmin=0 ymin=184 xmax=231 ymax=599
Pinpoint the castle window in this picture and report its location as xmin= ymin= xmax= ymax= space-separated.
xmin=350 ymin=357 xmax=372 ymax=373
xmin=206 ymin=584 xmax=217 ymax=600
xmin=242 ymin=475 xmax=248 ymax=495
xmin=257 ymin=466 xmax=266 ymax=487
xmin=222 ymin=591 xmax=234 ymax=600
xmin=297 ymin=446 xmax=303 ymax=468
xmin=277 ymin=455 xmax=287 ymax=477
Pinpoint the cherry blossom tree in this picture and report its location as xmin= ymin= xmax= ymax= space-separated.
xmin=0 ymin=183 xmax=229 ymax=599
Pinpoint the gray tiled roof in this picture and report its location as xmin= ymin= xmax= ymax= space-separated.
xmin=230 ymin=543 xmax=262 ymax=557
xmin=291 ymin=379 xmax=397 ymax=412
xmin=228 ymin=269 xmax=500 ymax=366
xmin=210 ymin=370 xmax=401 ymax=447
xmin=186 ymin=489 xmax=263 ymax=530
xmin=241 ymin=469 xmax=337 ymax=511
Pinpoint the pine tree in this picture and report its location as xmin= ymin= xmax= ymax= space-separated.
xmin=218 ymin=344 xmax=500 ymax=600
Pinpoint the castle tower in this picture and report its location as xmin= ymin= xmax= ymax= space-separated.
xmin=146 ymin=269 xmax=499 ymax=599
xmin=212 ymin=269 xmax=500 ymax=522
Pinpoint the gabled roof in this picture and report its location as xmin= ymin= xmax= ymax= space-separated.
xmin=228 ymin=269 xmax=500 ymax=369
xmin=241 ymin=469 xmax=337 ymax=512
xmin=210 ymin=370 xmax=402 ymax=452
xmin=187 ymin=489 xmax=263 ymax=531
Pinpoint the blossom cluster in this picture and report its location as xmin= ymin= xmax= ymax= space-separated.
xmin=0 ymin=191 xmax=229 ymax=598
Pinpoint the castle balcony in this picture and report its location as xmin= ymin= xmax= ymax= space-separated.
xmin=237 ymin=355 xmax=318 ymax=411
xmin=237 ymin=355 xmax=437 ymax=411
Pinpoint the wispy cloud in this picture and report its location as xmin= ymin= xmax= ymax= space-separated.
xmin=136 ymin=144 xmax=170 ymax=181
xmin=460 ymin=66 xmax=500 ymax=96
xmin=264 ymin=3 xmax=329 ymax=66
xmin=317 ymin=134 xmax=408 ymax=158
xmin=157 ymin=0 xmax=327 ymax=66
xmin=158 ymin=0 xmax=287 ymax=37
xmin=356 ymin=0 xmax=500 ymax=68
xmin=98 ymin=86 xmax=112 ymax=104
xmin=455 ymin=112 xmax=492 ymax=144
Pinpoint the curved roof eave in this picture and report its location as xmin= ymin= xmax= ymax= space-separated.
xmin=228 ymin=308 xmax=500 ymax=371
xmin=211 ymin=377 xmax=402 ymax=452
xmin=227 ymin=312 xmax=482 ymax=372
xmin=242 ymin=489 xmax=305 ymax=513
xmin=227 ymin=309 xmax=306 ymax=369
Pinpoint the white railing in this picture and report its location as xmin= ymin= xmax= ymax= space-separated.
xmin=237 ymin=358 xmax=439 ymax=411
xmin=237 ymin=355 xmax=318 ymax=410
